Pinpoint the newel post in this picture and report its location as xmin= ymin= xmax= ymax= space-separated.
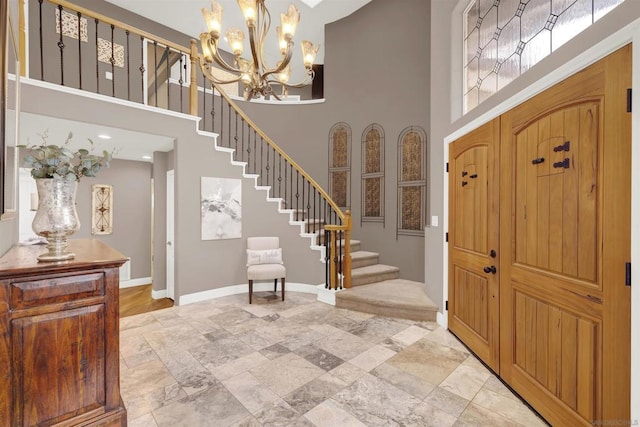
xmin=189 ymin=39 xmax=198 ymax=116
xmin=343 ymin=210 xmax=352 ymax=288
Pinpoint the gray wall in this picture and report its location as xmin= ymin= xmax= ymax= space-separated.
xmin=18 ymin=80 xmax=325 ymax=302
xmin=72 ymin=158 xmax=152 ymax=279
xmin=235 ymin=0 xmax=430 ymax=282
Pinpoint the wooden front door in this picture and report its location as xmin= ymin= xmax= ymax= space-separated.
xmin=448 ymin=118 xmax=500 ymax=371
xmin=499 ymin=45 xmax=631 ymax=425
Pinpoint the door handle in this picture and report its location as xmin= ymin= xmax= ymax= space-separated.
xmin=483 ymin=265 xmax=497 ymax=274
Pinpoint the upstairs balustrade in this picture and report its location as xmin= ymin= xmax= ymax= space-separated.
xmin=14 ymin=0 xmax=351 ymax=290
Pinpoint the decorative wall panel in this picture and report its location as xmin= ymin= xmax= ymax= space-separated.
xmin=397 ymin=126 xmax=426 ymax=236
xmin=329 ymin=122 xmax=351 ymax=210
xmin=55 ymin=9 xmax=88 ymax=42
xmin=91 ymin=184 xmax=113 ymax=235
xmin=361 ymin=124 xmax=384 ymax=223
xmin=97 ymin=38 xmax=125 ymax=68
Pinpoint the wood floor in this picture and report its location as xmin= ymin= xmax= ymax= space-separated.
xmin=119 ymin=284 xmax=174 ymax=318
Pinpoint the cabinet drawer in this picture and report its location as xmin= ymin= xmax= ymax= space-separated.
xmin=10 ymin=272 xmax=105 ymax=309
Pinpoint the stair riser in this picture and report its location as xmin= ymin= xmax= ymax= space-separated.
xmin=351 ymin=256 xmax=379 ymax=269
xmin=352 ymin=270 xmax=400 ymax=287
xmin=316 ymin=239 xmax=361 ymax=253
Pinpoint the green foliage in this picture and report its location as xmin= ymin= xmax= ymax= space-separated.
xmin=20 ymin=131 xmax=113 ymax=181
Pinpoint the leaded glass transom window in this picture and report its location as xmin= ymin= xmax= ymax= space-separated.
xmin=463 ymin=0 xmax=624 ymax=112
xmin=329 ymin=122 xmax=351 ymax=210
xmin=361 ymin=124 xmax=384 ymax=224
xmin=397 ymin=126 xmax=426 ymax=237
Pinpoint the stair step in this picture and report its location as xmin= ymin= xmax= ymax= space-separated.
xmin=303 ymin=218 xmax=325 ymax=233
xmin=350 ymin=251 xmax=379 ymax=269
xmin=351 ymin=264 xmax=400 ymax=287
xmin=335 ymin=279 xmax=438 ymax=322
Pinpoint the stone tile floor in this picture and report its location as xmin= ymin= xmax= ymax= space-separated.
xmin=120 ymin=291 xmax=548 ymax=427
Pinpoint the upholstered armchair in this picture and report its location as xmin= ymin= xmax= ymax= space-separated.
xmin=246 ymin=236 xmax=286 ymax=304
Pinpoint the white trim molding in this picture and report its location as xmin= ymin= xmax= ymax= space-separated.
xmin=179 ymin=282 xmax=319 ymax=306
xmin=119 ymin=277 xmax=152 ymax=289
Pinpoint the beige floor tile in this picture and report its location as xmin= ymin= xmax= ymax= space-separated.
xmin=372 ymin=362 xmax=436 ymax=400
xmin=401 ymin=400 xmax=458 ymax=427
xmin=472 ymin=388 xmax=547 ymax=426
xmin=222 ymin=371 xmax=285 ymax=415
xmin=392 ymin=324 xmax=432 ymax=346
xmin=327 ymin=362 xmax=368 ymax=385
xmin=249 ymin=352 xmax=326 ymax=396
xmin=423 ymin=387 xmax=470 ymax=418
xmin=439 ymin=362 xmax=491 ymax=400
xmin=210 ymin=351 xmax=271 ymax=381
xmin=454 ymin=402 xmax=519 ymax=427
xmin=128 ymin=413 xmax=159 ymax=427
xmin=304 ymin=399 xmax=368 ymax=427
xmin=347 ymin=344 xmax=396 ymax=371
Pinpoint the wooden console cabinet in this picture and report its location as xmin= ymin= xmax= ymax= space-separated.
xmin=0 ymin=239 xmax=128 ymax=426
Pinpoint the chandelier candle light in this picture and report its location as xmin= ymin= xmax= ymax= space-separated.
xmin=200 ymin=0 xmax=320 ymax=100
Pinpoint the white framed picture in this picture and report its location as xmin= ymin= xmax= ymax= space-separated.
xmin=201 ymin=177 xmax=241 ymax=240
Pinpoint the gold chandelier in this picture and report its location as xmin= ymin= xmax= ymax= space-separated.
xmin=199 ymin=0 xmax=320 ymax=100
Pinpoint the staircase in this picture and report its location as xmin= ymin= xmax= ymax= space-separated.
xmin=332 ymin=238 xmax=438 ymax=322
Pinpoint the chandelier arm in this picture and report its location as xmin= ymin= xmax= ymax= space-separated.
xmin=207 ymin=41 xmax=244 ymax=75
xmin=262 ymin=43 xmax=293 ymax=79
xmin=265 ymin=69 xmax=313 ymax=89
xmin=247 ymin=25 xmax=261 ymax=73
xmin=258 ymin=1 xmax=271 ymax=69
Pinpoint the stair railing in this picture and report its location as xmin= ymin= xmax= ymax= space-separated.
xmin=194 ymin=42 xmax=351 ymax=289
xmin=16 ymin=0 xmax=350 ymax=289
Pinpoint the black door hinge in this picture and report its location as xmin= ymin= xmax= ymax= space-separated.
xmin=626 ymin=262 xmax=631 ymax=287
xmin=627 ymin=88 xmax=632 ymax=113
xmin=445 ymin=232 xmax=449 ymax=242
xmin=445 ymin=300 xmax=449 ymax=311
xmin=446 ymin=162 xmax=449 ymax=173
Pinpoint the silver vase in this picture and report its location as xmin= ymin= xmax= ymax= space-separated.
xmin=32 ymin=178 xmax=81 ymax=261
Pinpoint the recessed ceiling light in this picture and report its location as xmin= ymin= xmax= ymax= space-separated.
xmin=98 ymin=134 xmax=111 ymax=139
xmin=142 ymin=155 xmax=152 ymax=160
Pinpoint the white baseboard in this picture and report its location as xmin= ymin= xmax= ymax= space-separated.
xmin=316 ymin=284 xmax=343 ymax=306
xmin=152 ymin=289 xmax=168 ymax=299
xmin=437 ymin=311 xmax=448 ymax=329
xmin=119 ymin=277 xmax=152 ymax=289
xmin=178 ymin=282 xmax=318 ymax=306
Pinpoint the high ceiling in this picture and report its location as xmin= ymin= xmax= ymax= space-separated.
xmin=19 ymin=1 xmax=372 ymax=162
xmin=104 ymin=0 xmax=372 ymax=80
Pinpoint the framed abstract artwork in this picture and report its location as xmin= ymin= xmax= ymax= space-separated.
xmin=92 ymin=184 xmax=113 ymax=235
xmin=201 ymin=177 xmax=241 ymax=240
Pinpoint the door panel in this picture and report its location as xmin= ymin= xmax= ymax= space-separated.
xmin=500 ymin=45 xmax=630 ymax=425
xmin=449 ymin=118 xmax=500 ymax=372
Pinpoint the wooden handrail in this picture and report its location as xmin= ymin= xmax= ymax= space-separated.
xmin=43 ymin=0 xmax=190 ymax=55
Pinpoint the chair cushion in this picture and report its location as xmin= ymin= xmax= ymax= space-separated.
xmin=247 ymin=263 xmax=286 ymax=280
xmin=247 ymin=236 xmax=279 ymax=251
xmin=247 ymin=248 xmax=283 ymax=266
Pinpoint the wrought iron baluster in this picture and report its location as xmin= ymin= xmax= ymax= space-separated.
xmin=253 ymin=130 xmax=257 ymax=173
xmin=57 ymin=5 xmax=65 ymax=85
xmin=178 ymin=54 xmax=184 ymax=112
xmin=96 ymin=19 xmax=100 ymax=93
xmin=139 ymin=35 xmax=144 ymax=102
xmin=126 ymin=30 xmax=131 ymax=100
xmin=296 ymin=170 xmax=300 ymax=214
xmin=77 ymin=12 xmax=82 ymax=89
xmin=153 ymin=41 xmax=158 ymax=107
xmin=38 ymin=0 xmax=44 ymax=80
xmin=234 ymin=111 xmax=238 ymax=158
xmin=210 ymin=91 xmax=221 ymax=135
xmin=325 ymin=230 xmax=330 ymax=288
xmin=202 ymin=79 xmax=207 ymax=131
xmin=260 ymin=138 xmax=264 ymax=186
xmin=165 ymin=46 xmax=170 ymax=109
xmin=278 ymin=153 xmax=282 ymax=200
xmin=220 ymin=93 xmax=224 ymax=146
xmin=265 ymin=143 xmax=270 ymax=188
xmin=110 ymin=24 xmax=115 ymax=96
xmin=228 ymin=101 xmax=232 ymax=149
xmin=241 ymin=117 xmax=245 ymax=163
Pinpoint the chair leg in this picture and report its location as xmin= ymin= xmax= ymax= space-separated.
xmin=281 ymin=278 xmax=285 ymax=301
xmin=249 ymin=280 xmax=253 ymax=304
xmin=274 ymin=278 xmax=277 ymax=292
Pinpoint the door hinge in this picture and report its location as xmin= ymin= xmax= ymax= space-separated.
xmin=445 ymin=232 xmax=449 ymax=242
xmin=627 ymin=88 xmax=632 ymax=113
xmin=446 ymin=162 xmax=449 ymax=173
xmin=626 ymin=262 xmax=631 ymax=287
xmin=445 ymin=300 xmax=449 ymax=311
